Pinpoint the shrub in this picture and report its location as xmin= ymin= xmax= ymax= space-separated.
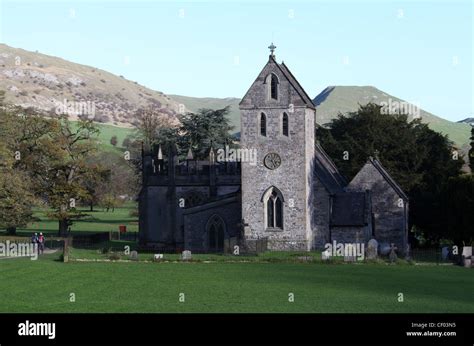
xmin=110 ymin=135 xmax=118 ymax=147
xmin=109 ymin=253 xmax=121 ymax=260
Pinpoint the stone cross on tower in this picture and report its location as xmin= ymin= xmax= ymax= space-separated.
xmin=268 ymin=42 xmax=276 ymax=58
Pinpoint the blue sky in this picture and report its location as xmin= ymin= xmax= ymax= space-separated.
xmin=0 ymin=0 xmax=472 ymax=121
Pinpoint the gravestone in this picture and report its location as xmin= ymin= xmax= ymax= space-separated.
xmin=379 ymin=243 xmax=391 ymax=256
xmin=182 ymin=250 xmax=192 ymax=261
xmin=404 ymin=243 xmax=411 ymax=261
xmin=441 ymin=246 xmax=449 ymax=261
xmin=344 ymin=256 xmax=356 ymax=263
xmin=389 ymin=243 xmax=398 ymax=263
xmin=366 ymin=239 xmax=378 ymax=260
xmin=462 ymin=246 xmax=472 ymax=268
xmin=130 ymin=250 xmax=138 ymax=261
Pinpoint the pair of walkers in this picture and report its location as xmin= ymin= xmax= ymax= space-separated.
xmin=31 ymin=232 xmax=45 ymax=254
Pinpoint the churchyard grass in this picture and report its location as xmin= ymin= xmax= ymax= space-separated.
xmin=4 ymin=202 xmax=138 ymax=237
xmin=0 ymin=253 xmax=472 ymax=313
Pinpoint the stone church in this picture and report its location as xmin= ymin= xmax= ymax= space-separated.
xmin=138 ymin=48 xmax=409 ymax=254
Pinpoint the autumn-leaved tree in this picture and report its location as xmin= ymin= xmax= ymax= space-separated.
xmin=135 ymin=106 xmax=177 ymax=148
xmin=0 ymin=91 xmax=36 ymax=234
xmin=46 ymin=116 xmax=100 ymax=235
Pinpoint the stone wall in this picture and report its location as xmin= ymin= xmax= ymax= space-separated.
xmin=331 ymin=227 xmax=369 ymax=245
xmin=348 ymin=163 xmax=408 ymax=252
xmin=310 ymin=174 xmax=331 ymax=249
xmin=240 ymin=58 xmax=315 ymax=251
xmin=183 ymin=198 xmax=241 ymax=252
xmin=139 ymin=186 xmax=174 ymax=245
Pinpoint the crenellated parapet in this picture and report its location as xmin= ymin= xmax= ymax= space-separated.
xmin=142 ymin=143 xmax=241 ymax=187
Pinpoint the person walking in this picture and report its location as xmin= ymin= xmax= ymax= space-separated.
xmin=38 ymin=232 xmax=45 ymax=255
xmin=31 ymin=233 xmax=38 ymax=244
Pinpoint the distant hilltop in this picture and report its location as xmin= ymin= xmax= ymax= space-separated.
xmin=0 ymin=43 xmax=471 ymax=148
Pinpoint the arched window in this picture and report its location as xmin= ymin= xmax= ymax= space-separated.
xmin=207 ymin=215 xmax=225 ymax=252
xmin=262 ymin=187 xmax=284 ymax=229
xmin=265 ymin=73 xmax=279 ymax=100
xmin=270 ymin=74 xmax=278 ymax=100
xmin=260 ymin=113 xmax=267 ymax=137
xmin=282 ymin=113 xmax=289 ymax=136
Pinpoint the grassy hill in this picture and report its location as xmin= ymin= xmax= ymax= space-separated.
xmin=458 ymin=117 xmax=474 ymax=126
xmin=70 ymin=121 xmax=135 ymax=153
xmin=169 ymin=94 xmax=241 ymax=131
xmin=1 ymin=43 xmax=468 ymax=147
xmin=171 ymin=86 xmax=470 ymax=148
xmin=0 ymin=43 xmax=180 ymax=127
xmin=314 ymin=86 xmax=471 ymax=147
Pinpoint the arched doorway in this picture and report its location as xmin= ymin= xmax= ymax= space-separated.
xmin=206 ymin=215 xmax=225 ymax=252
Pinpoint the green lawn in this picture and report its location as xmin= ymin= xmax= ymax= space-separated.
xmin=7 ymin=203 xmax=138 ymax=237
xmin=71 ymin=120 xmax=135 ymax=153
xmin=0 ymin=253 xmax=472 ymax=313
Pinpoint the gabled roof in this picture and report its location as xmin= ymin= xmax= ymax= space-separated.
xmin=278 ymin=59 xmax=315 ymax=109
xmin=314 ymin=142 xmax=347 ymax=194
xmin=330 ymin=192 xmax=368 ymax=227
xmin=368 ymin=157 xmax=408 ymax=201
xmin=239 ymin=55 xmax=315 ymax=109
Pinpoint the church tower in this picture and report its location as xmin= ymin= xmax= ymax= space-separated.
xmin=239 ymin=44 xmax=316 ymax=250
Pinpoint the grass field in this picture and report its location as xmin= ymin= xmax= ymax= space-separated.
xmin=0 ymin=252 xmax=473 ymax=313
xmin=1 ymin=199 xmax=472 ymax=314
xmin=7 ymin=203 xmax=138 ymax=237
xmin=71 ymin=120 xmax=135 ymax=153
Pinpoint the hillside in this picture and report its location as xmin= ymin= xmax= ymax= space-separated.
xmin=0 ymin=44 xmax=180 ymax=127
xmin=458 ymin=117 xmax=474 ymax=126
xmin=169 ymin=94 xmax=241 ymax=131
xmin=314 ymin=86 xmax=471 ymax=147
xmin=174 ymin=85 xmax=470 ymax=148
xmin=0 ymin=43 xmax=469 ymax=148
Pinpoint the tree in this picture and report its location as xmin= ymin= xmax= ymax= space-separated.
xmin=0 ymin=140 xmax=36 ymax=234
xmin=441 ymin=174 xmax=474 ymax=245
xmin=178 ymin=107 xmax=235 ymax=159
xmin=0 ymin=92 xmax=36 ymax=234
xmin=469 ymin=126 xmax=474 ymax=172
xmin=135 ymin=106 xmax=176 ymax=148
xmin=0 ymin=93 xmax=108 ymax=236
xmin=110 ymin=135 xmax=118 ymax=147
xmin=83 ymin=151 xmax=139 ymax=211
xmin=318 ymin=103 xmax=463 ymax=244
xmin=45 ymin=116 xmax=100 ymax=236
xmin=81 ymin=163 xmax=111 ymax=211
xmin=122 ymin=137 xmax=132 ymax=149
xmin=100 ymin=194 xmax=122 ymax=212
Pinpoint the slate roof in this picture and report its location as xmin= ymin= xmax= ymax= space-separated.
xmin=330 ymin=192 xmax=368 ymax=227
xmin=368 ymin=157 xmax=408 ymax=201
xmin=314 ymin=142 xmax=347 ymax=194
xmin=277 ymin=58 xmax=316 ymax=109
xmin=239 ymin=55 xmax=316 ymax=109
